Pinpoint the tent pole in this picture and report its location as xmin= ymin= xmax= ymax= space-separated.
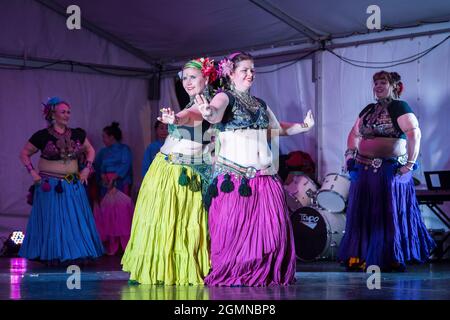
xmin=313 ymin=50 xmax=324 ymax=183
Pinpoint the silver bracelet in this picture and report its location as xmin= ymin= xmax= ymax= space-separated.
xmin=203 ymin=113 xmax=213 ymax=120
xmin=345 ymin=149 xmax=357 ymax=158
xmin=25 ymin=163 xmax=35 ymax=173
xmin=404 ymin=127 xmax=418 ymax=133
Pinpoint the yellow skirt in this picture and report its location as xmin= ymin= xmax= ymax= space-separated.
xmin=121 ymin=153 xmax=210 ymax=285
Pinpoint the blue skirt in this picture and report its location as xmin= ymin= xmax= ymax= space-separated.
xmin=19 ymin=176 xmax=104 ymax=262
xmin=338 ymin=159 xmax=436 ymax=270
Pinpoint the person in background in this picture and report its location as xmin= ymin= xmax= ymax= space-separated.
xmin=95 ymin=122 xmax=133 ymax=197
xmin=141 ymin=120 xmax=168 ymax=177
xmin=94 ymin=122 xmax=134 ymax=255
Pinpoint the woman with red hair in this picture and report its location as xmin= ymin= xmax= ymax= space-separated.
xmin=339 ymin=71 xmax=435 ymax=271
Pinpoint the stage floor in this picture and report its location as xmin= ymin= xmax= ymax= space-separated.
xmin=1 ymin=256 xmax=449 ymax=300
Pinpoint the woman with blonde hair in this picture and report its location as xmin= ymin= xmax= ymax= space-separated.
xmin=122 ymin=57 xmax=217 ymax=285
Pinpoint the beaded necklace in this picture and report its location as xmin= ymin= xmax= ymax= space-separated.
xmin=231 ymin=86 xmax=260 ymax=112
xmin=47 ymin=126 xmax=74 ymax=162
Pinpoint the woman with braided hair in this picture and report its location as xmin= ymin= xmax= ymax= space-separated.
xmin=121 ymin=57 xmax=217 ymax=285
xmin=339 ymin=71 xmax=435 ymax=272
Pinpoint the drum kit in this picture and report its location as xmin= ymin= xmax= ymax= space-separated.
xmin=284 ymin=171 xmax=351 ymax=262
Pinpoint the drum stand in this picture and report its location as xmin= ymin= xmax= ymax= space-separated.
xmin=311 ymin=189 xmax=345 ymax=261
xmin=307 ymin=189 xmax=319 ymax=209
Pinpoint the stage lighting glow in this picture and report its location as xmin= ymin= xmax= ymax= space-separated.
xmin=10 ymin=231 xmax=25 ymax=245
xmin=1 ymin=231 xmax=25 ymax=257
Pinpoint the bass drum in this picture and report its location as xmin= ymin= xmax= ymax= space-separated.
xmin=290 ymin=206 xmax=346 ymax=262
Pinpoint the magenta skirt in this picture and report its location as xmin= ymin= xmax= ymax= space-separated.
xmin=204 ymin=173 xmax=296 ymax=286
xmin=94 ymin=188 xmax=134 ymax=255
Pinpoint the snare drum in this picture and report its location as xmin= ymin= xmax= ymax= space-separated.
xmin=283 ymin=172 xmax=318 ymax=207
xmin=316 ymin=173 xmax=350 ymax=213
xmin=290 ymin=206 xmax=346 ymax=261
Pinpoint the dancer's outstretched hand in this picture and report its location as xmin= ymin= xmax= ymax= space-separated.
xmin=158 ymin=107 xmax=178 ymax=125
xmin=195 ymin=94 xmax=213 ymax=119
xmin=303 ymin=110 xmax=315 ymax=130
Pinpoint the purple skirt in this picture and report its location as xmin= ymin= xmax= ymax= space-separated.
xmin=338 ymin=159 xmax=436 ymax=270
xmin=204 ymin=173 xmax=296 ymax=286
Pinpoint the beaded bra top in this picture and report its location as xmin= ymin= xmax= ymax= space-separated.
xmin=359 ymin=98 xmax=404 ymax=139
xmin=41 ymin=128 xmax=84 ymax=161
xmin=215 ymin=90 xmax=270 ymax=131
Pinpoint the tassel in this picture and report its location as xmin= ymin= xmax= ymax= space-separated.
xmin=220 ymin=174 xmax=234 ymax=193
xmin=238 ymin=177 xmax=252 ymax=197
xmin=178 ymin=167 xmax=190 ymax=186
xmin=207 ymin=177 xmax=219 ymax=198
xmin=203 ymin=193 xmax=212 ymax=211
xmin=41 ymin=179 xmax=51 ymax=192
xmin=55 ymin=180 xmax=63 ymax=193
xmin=189 ymin=174 xmax=201 ymax=192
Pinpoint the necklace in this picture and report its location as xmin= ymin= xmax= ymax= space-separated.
xmin=186 ymin=86 xmax=211 ymax=110
xmin=185 ymin=99 xmax=195 ymax=109
xmin=231 ymin=86 xmax=260 ymax=112
xmin=376 ymin=96 xmax=393 ymax=106
xmin=48 ymin=126 xmax=74 ymax=162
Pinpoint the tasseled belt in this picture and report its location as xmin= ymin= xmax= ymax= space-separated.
xmin=27 ymin=172 xmax=80 ymax=204
xmin=39 ymin=172 xmax=80 ymax=193
xmin=206 ymin=156 xmax=277 ymax=200
xmin=163 ymin=152 xmax=210 ymax=193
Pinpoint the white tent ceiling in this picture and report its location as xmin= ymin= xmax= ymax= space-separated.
xmin=1 ymin=0 xmax=449 ymax=73
xmin=47 ymin=0 xmax=450 ymax=64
